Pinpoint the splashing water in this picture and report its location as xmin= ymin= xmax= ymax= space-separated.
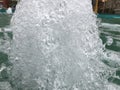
xmin=8 ymin=0 xmax=120 ymax=90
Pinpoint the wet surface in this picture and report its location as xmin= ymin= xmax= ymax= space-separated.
xmin=98 ymin=20 xmax=120 ymax=86
xmin=0 ymin=14 xmax=12 ymax=28
xmin=0 ymin=14 xmax=120 ymax=89
xmin=99 ymin=22 xmax=120 ymax=52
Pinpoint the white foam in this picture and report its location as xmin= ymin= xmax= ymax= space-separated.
xmin=9 ymin=0 xmax=120 ymax=90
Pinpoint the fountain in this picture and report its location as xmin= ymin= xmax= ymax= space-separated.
xmin=5 ymin=0 xmax=120 ymax=90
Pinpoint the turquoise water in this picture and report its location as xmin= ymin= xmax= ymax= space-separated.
xmin=98 ymin=14 xmax=120 ymax=24
xmin=98 ymin=14 xmax=120 ymax=19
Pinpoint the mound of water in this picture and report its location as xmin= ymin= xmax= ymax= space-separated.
xmin=8 ymin=0 xmax=120 ymax=90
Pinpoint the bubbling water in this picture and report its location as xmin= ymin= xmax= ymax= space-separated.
xmin=9 ymin=0 xmax=119 ymax=90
